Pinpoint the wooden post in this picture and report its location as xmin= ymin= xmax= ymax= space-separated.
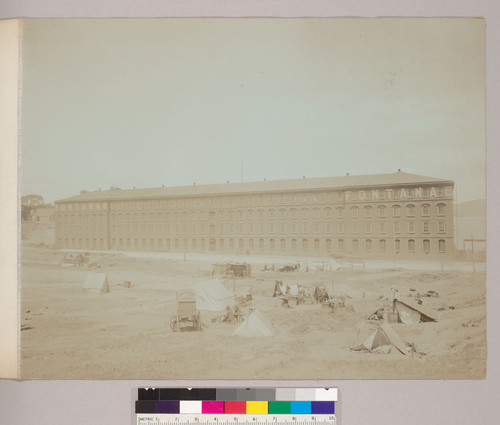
xmin=471 ymin=236 xmax=476 ymax=273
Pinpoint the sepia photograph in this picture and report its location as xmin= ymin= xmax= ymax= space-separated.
xmin=18 ymin=18 xmax=486 ymax=379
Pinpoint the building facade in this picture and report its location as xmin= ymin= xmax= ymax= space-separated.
xmin=54 ymin=172 xmax=455 ymax=259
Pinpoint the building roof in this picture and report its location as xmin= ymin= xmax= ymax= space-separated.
xmin=55 ymin=172 xmax=454 ymax=203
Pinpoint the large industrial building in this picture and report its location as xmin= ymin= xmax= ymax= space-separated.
xmin=54 ymin=171 xmax=455 ymax=259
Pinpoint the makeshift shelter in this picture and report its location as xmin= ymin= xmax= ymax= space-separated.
xmin=393 ymin=299 xmax=437 ymax=324
xmin=82 ymin=272 xmax=109 ymax=293
xmin=194 ymin=279 xmax=235 ymax=312
xmin=352 ymin=323 xmax=408 ymax=355
xmin=273 ymin=281 xmax=287 ymax=297
xmin=232 ymin=310 xmax=274 ymax=337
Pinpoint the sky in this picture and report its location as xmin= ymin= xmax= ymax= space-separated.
xmin=20 ymin=18 xmax=485 ymax=203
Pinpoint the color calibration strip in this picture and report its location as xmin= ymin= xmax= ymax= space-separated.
xmin=136 ymin=388 xmax=337 ymax=415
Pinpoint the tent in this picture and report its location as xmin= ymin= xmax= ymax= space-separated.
xmin=194 ymin=279 xmax=235 ymax=312
xmin=393 ymin=300 xmax=437 ymax=324
xmin=232 ymin=310 xmax=274 ymax=337
xmin=352 ymin=323 xmax=408 ymax=355
xmin=82 ymin=272 xmax=109 ymax=293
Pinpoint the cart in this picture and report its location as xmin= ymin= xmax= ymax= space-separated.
xmin=170 ymin=290 xmax=202 ymax=332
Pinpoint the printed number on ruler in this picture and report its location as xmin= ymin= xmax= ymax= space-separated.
xmin=137 ymin=414 xmax=336 ymax=425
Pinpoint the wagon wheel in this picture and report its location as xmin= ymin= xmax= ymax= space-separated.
xmin=170 ymin=313 xmax=178 ymax=332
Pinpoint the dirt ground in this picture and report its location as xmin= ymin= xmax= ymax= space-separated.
xmin=20 ymin=246 xmax=486 ymax=380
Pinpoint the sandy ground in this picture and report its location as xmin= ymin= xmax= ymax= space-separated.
xmin=20 ymin=246 xmax=486 ymax=380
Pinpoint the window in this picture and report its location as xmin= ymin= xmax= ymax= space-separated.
xmin=379 ymin=239 xmax=386 ymax=251
xmin=393 ymin=222 xmax=401 ymax=233
xmin=352 ymin=239 xmax=359 ymax=250
xmin=422 ymin=204 xmax=430 ymax=216
xmin=395 ymin=239 xmax=400 ymax=253
xmin=364 ymin=206 xmax=372 ymax=218
xmin=336 ymin=207 xmax=344 ymax=218
xmin=292 ymin=239 xmax=297 ymax=249
xmin=351 ymin=206 xmax=359 ymax=218
xmin=439 ymin=239 xmax=446 ymax=253
xmin=423 ymin=221 xmax=430 ymax=233
xmin=302 ymin=223 xmax=308 ymax=233
xmin=249 ymin=223 xmax=254 ymax=234
xmin=338 ymin=222 xmax=344 ymax=233
xmin=201 ymin=239 xmax=206 ymax=249
xmin=192 ymin=239 xmax=197 ymax=249
xmin=325 ymin=207 xmax=332 ymax=218
xmin=378 ymin=206 xmax=386 ymax=217
xmin=248 ymin=210 xmax=254 ymax=219
xmin=302 ymin=239 xmax=308 ymax=250
xmin=407 ymin=204 xmax=415 ymax=216
xmin=423 ymin=239 xmax=430 ymax=254
xmin=338 ymin=239 xmax=344 ymax=250
xmin=365 ymin=222 xmax=372 ymax=233
xmin=313 ymin=208 xmax=320 ymax=218
xmin=437 ymin=203 xmax=446 ymax=215
xmin=408 ymin=239 xmax=415 ymax=252
xmin=314 ymin=223 xmax=320 ymax=233
xmin=158 ymin=239 xmax=162 ymax=249
xmin=366 ymin=239 xmax=372 ymax=251
xmin=259 ymin=223 xmax=264 ymax=233
xmin=438 ymin=220 xmax=445 ymax=233
xmin=392 ymin=205 xmax=401 ymax=217
xmin=408 ymin=221 xmax=415 ymax=233
xmin=258 ymin=209 xmax=264 ymax=219
xmin=379 ymin=222 xmax=386 ymax=233
xmin=326 ymin=239 xmax=332 ymax=250
xmin=291 ymin=223 xmax=297 ymax=233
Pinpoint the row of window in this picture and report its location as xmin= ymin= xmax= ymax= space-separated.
xmin=59 ymin=219 xmax=446 ymax=237
xmin=59 ymin=236 xmax=447 ymax=253
xmin=57 ymin=203 xmax=447 ymax=225
xmin=57 ymin=186 xmax=451 ymax=212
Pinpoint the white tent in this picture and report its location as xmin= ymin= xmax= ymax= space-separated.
xmin=82 ymin=272 xmax=109 ymax=293
xmin=194 ymin=279 xmax=235 ymax=311
xmin=351 ymin=323 xmax=408 ymax=355
xmin=232 ymin=310 xmax=274 ymax=337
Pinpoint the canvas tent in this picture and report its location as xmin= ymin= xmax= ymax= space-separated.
xmin=352 ymin=323 xmax=408 ymax=355
xmin=393 ymin=299 xmax=437 ymax=324
xmin=232 ymin=310 xmax=274 ymax=337
xmin=82 ymin=272 xmax=109 ymax=293
xmin=194 ymin=279 xmax=235 ymax=312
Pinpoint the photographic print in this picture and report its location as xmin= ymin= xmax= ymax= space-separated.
xmin=18 ymin=18 xmax=486 ymax=379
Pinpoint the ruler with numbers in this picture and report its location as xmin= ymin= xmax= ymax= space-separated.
xmin=137 ymin=414 xmax=336 ymax=425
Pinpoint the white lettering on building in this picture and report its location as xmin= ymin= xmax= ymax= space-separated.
xmin=371 ymin=190 xmax=379 ymax=200
xmin=400 ymin=189 xmax=407 ymax=199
